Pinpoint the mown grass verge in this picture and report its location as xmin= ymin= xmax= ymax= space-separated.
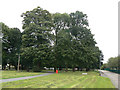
xmin=2 ymin=71 xmax=115 ymax=88
xmin=2 ymin=70 xmax=44 ymax=79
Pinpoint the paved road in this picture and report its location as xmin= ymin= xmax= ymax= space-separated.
xmin=99 ymin=70 xmax=120 ymax=89
xmin=0 ymin=73 xmax=54 ymax=83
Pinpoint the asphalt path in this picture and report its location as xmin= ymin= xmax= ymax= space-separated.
xmin=99 ymin=70 xmax=120 ymax=89
xmin=0 ymin=73 xmax=54 ymax=83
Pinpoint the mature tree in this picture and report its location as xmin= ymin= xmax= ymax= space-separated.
xmin=21 ymin=7 xmax=54 ymax=71
xmin=68 ymin=11 xmax=91 ymax=71
xmin=1 ymin=23 xmax=9 ymax=69
xmin=69 ymin=11 xmax=88 ymax=28
xmin=101 ymin=56 xmax=118 ymax=70
xmin=52 ymin=11 xmax=102 ymax=72
xmin=52 ymin=13 xmax=70 ymax=71
xmin=56 ymin=29 xmax=73 ymax=71
xmin=107 ymin=57 xmax=118 ymax=69
xmin=69 ymin=26 xmax=99 ymax=71
xmin=8 ymin=28 xmax=21 ymax=70
xmin=2 ymin=23 xmax=21 ymax=70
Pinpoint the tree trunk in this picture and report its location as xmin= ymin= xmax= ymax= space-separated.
xmin=8 ymin=65 xmax=11 ymax=70
xmin=54 ymin=67 xmax=56 ymax=72
xmin=2 ymin=65 xmax=6 ymax=70
xmin=21 ymin=65 xmax=23 ymax=70
xmin=80 ymin=68 xmax=83 ymax=71
xmin=77 ymin=67 xmax=79 ymax=71
xmin=86 ymin=68 xmax=90 ymax=72
xmin=2 ymin=66 xmax=4 ymax=70
xmin=17 ymin=54 xmax=20 ymax=71
xmin=15 ymin=66 xmax=17 ymax=70
xmin=59 ymin=67 xmax=62 ymax=71
xmin=72 ymin=67 xmax=75 ymax=72
xmin=26 ymin=67 xmax=29 ymax=72
xmin=65 ymin=67 xmax=68 ymax=72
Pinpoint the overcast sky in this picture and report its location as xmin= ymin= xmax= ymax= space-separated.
xmin=0 ymin=0 xmax=119 ymax=63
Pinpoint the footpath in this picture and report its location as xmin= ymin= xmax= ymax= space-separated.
xmin=0 ymin=73 xmax=54 ymax=83
xmin=99 ymin=70 xmax=120 ymax=89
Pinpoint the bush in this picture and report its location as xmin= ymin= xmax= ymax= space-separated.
xmin=101 ymin=64 xmax=107 ymax=70
xmin=33 ymin=66 xmax=42 ymax=72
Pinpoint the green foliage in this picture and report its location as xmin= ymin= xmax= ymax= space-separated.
xmin=69 ymin=11 xmax=88 ymax=27
xmin=2 ymin=70 xmax=43 ymax=79
xmin=2 ymin=6 xmax=103 ymax=72
xmin=105 ymin=56 xmax=119 ymax=70
xmin=101 ymin=63 xmax=107 ymax=70
xmin=21 ymin=7 xmax=54 ymax=71
xmin=20 ymin=6 xmax=103 ymax=71
xmin=1 ymin=22 xmax=21 ymax=70
xmin=101 ymin=56 xmax=119 ymax=70
xmin=52 ymin=11 xmax=103 ymax=71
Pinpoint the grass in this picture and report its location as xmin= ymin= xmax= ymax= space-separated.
xmin=2 ymin=71 xmax=115 ymax=88
xmin=2 ymin=70 xmax=44 ymax=79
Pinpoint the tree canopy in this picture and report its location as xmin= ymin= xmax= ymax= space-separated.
xmin=101 ymin=56 xmax=119 ymax=70
xmin=2 ymin=6 xmax=103 ymax=72
xmin=1 ymin=22 xmax=21 ymax=70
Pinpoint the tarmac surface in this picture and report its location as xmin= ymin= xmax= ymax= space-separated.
xmin=0 ymin=73 xmax=54 ymax=83
xmin=99 ymin=70 xmax=120 ymax=89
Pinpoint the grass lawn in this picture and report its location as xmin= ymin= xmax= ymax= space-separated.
xmin=2 ymin=71 xmax=115 ymax=88
xmin=2 ymin=70 xmax=44 ymax=79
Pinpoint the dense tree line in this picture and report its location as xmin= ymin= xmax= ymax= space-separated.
xmin=101 ymin=56 xmax=119 ymax=70
xmin=1 ymin=23 xmax=21 ymax=70
xmin=1 ymin=6 xmax=103 ymax=72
